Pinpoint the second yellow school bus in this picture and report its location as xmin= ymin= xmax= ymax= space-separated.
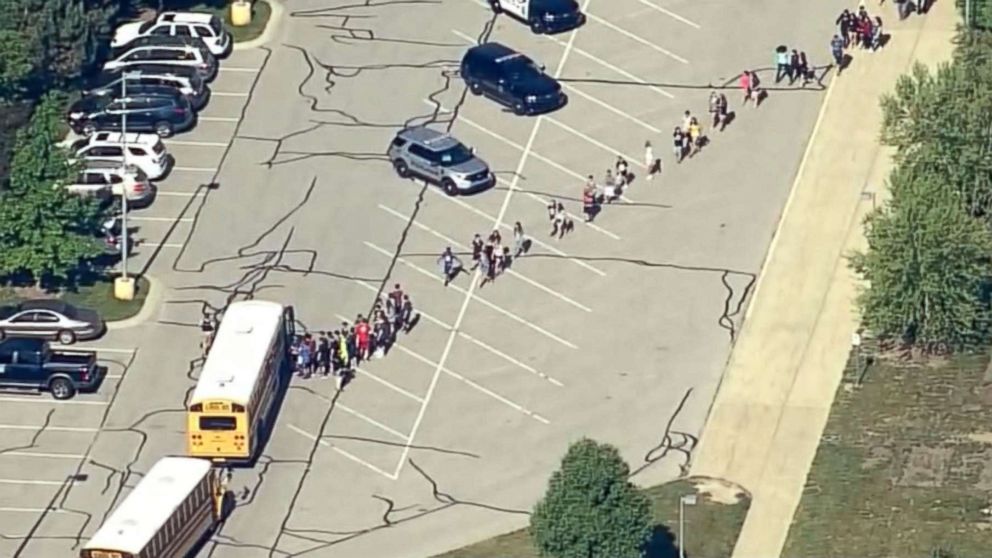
xmin=187 ymin=300 xmax=293 ymax=462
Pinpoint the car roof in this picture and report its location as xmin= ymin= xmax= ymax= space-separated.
xmin=160 ymin=11 xmax=215 ymax=24
xmin=18 ymin=299 xmax=72 ymax=315
xmin=88 ymin=131 xmax=162 ymax=147
xmin=398 ymin=127 xmax=459 ymax=150
xmin=0 ymin=337 xmax=47 ymax=353
xmin=466 ymin=42 xmax=519 ymax=62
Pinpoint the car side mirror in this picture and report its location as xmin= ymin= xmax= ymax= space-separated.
xmin=470 ymin=147 xmax=476 ymax=155
xmin=540 ymin=64 xmax=546 ymax=72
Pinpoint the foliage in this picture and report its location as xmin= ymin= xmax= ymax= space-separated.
xmin=0 ymin=0 xmax=121 ymax=98
xmin=0 ymin=93 xmax=103 ymax=286
xmin=530 ymin=439 xmax=652 ymax=558
xmin=850 ymin=165 xmax=992 ymax=351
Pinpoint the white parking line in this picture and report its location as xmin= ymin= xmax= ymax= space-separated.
xmin=129 ymin=216 xmax=194 ymax=223
xmin=164 ymin=140 xmax=228 ymax=147
xmin=155 ymin=191 xmax=199 ymax=198
xmin=584 ymin=11 xmax=688 ymax=64
xmin=560 ymin=82 xmax=662 ymax=133
xmin=424 ymin=189 xmax=607 ymax=275
xmin=172 ymin=166 xmax=216 ymax=173
xmin=544 ymin=115 xmax=645 ymax=169
xmin=0 ymin=451 xmax=85 ymax=460
xmin=353 ymin=280 xmax=564 ymax=387
xmin=218 ymin=66 xmax=260 ymax=73
xmin=0 ymin=424 xmax=98 ymax=433
xmin=0 ymin=397 xmax=107 ymax=406
xmin=198 ymin=116 xmax=241 ymax=123
xmin=0 ymin=507 xmax=70 ymax=514
xmin=541 ymin=33 xmax=675 ymax=99
xmin=377 ymin=204 xmax=592 ymax=313
xmin=288 ymin=424 xmax=397 ymax=480
xmin=388 ymin=339 xmax=551 ymax=424
xmin=638 ymin=0 xmax=702 ymax=29
xmin=337 ymin=403 xmax=409 ymax=440
xmin=0 ymin=478 xmax=67 ymax=486
xmin=141 ymin=242 xmax=184 ymax=249
xmin=210 ymin=91 xmax=250 ymax=97
xmin=364 ymin=241 xmax=578 ymax=350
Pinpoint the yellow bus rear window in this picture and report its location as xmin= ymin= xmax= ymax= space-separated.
xmin=199 ymin=416 xmax=237 ymax=430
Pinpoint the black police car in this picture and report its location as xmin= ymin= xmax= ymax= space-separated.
xmin=461 ymin=42 xmax=567 ymax=116
xmin=490 ymin=0 xmax=585 ymax=34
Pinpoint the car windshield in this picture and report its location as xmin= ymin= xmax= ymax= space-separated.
xmin=435 ymin=144 xmax=474 ymax=166
xmin=138 ymin=21 xmax=155 ymax=34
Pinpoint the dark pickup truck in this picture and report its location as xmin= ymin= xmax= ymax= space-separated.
xmin=0 ymin=338 xmax=101 ymax=400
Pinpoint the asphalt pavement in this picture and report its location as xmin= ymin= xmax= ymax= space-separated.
xmin=0 ymin=0 xmax=851 ymax=556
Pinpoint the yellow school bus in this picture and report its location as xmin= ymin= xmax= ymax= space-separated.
xmin=80 ymin=457 xmax=228 ymax=558
xmin=187 ymin=300 xmax=293 ymax=463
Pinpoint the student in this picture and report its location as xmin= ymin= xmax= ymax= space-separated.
xmin=615 ymin=156 xmax=629 ymax=183
xmin=797 ymin=52 xmax=812 ymax=86
xmin=672 ymin=127 xmax=685 ymax=163
xmin=687 ymin=117 xmax=703 ymax=158
xmin=437 ymin=247 xmax=462 ymax=286
xmin=740 ymin=70 xmax=753 ymax=105
xmin=400 ymin=295 xmax=414 ymax=333
xmin=830 ymin=35 xmax=845 ymax=74
xmin=716 ymin=92 xmax=729 ymax=131
xmin=774 ymin=47 xmax=791 ymax=83
xmin=356 ymin=318 xmax=370 ymax=361
xmin=470 ymin=234 xmax=483 ymax=269
xmin=513 ymin=222 xmax=526 ymax=257
xmin=789 ymin=50 xmax=801 ymax=84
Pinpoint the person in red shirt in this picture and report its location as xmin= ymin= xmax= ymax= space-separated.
xmin=355 ymin=317 xmax=371 ymax=361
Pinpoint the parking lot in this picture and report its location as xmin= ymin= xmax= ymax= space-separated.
xmin=1 ymin=0 xmax=848 ymax=555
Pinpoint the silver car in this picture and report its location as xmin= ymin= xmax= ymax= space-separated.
xmin=387 ymin=127 xmax=495 ymax=195
xmin=0 ymin=300 xmax=105 ymax=344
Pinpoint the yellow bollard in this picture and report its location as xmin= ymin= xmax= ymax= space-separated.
xmin=230 ymin=0 xmax=252 ymax=27
xmin=113 ymin=276 xmax=136 ymax=301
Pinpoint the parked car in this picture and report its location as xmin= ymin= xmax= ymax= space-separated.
xmin=70 ymin=131 xmax=174 ymax=180
xmin=103 ymin=43 xmax=218 ymax=82
xmin=489 ymin=0 xmax=585 ymax=33
xmin=0 ymin=300 xmax=105 ymax=344
xmin=110 ymin=35 xmax=216 ymax=69
xmin=0 ymin=338 xmax=101 ymax=399
xmin=461 ymin=42 xmax=566 ymax=115
xmin=387 ymin=126 xmax=494 ymax=195
xmin=86 ymin=70 xmax=209 ymax=111
xmin=67 ymin=92 xmax=195 ymax=138
xmin=64 ymin=161 xmax=157 ymax=208
xmin=113 ymin=11 xmax=232 ymax=57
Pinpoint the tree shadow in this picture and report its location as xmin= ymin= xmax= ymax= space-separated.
xmin=645 ymin=523 xmax=681 ymax=558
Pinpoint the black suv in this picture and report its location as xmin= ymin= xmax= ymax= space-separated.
xmin=461 ymin=42 xmax=567 ymax=115
xmin=0 ymin=338 xmax=101 ymax=400
xmin=88 ymin=66 xmax=209 ymax=110
xmin=68 ymin=92 xmax=195 ymax=138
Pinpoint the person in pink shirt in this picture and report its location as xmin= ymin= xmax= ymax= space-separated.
xmin=740 ymin=70 xmax=752 ymax=105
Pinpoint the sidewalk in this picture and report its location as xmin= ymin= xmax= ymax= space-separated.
xmin=689 ymin=3 xmax=959 ymax=557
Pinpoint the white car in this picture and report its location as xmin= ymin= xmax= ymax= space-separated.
xmin=64 ymin=162 xmax=156 ymax=208
xmin=113 ymin=12 xmax=231 ymax=57
xmin=70 ymin=131 xmax=174 ymax=181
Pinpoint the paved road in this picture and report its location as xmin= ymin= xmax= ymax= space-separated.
xmin=691 ymin=2 xmax=959 ymax=557
xmin=0 ymin=0 xmax=848 ymax=556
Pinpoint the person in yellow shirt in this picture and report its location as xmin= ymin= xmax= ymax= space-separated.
xmin=687 ymin=117 xmax=703 ymax=158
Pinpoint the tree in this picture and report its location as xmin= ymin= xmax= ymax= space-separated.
xmin=530 ymin=439 xmax=652 ymax=558
xmin=0 ymin=93 xmax=103 ymax=286
xmin=850 ymin=164 xmax=992 ymax=351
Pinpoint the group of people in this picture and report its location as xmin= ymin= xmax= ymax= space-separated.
xmin=436 ymin=224 xmax=528 ymax=288
xmin=290 ymin=284 xmax=416 ymax=386
xmin=774 ymin=48 xmax=817 ymax=86
xmin=580 ymin=155 xmax=637 ymax=222
xmin=832 ymin=5 xmax=886 ymax=74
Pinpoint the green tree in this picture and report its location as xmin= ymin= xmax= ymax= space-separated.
xmin=880 ymin=60 xmax=992 ymax=220
xmin=530 ymin=439 xmax=652 ymax=558
xmin=850 ymin=165 xmax=992 ymax=351
xmin=0 ymin=93 xmax=103 ymax=286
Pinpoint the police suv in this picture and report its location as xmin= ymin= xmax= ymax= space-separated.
xmin=461 ymin=42 xmax=567 ymax=116
xmin=490 ymin=0 xmax=585 ymax=33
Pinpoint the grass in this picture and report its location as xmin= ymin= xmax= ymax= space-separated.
xmin=783 ymin=345 xmax=992 ymax=557
xmin=0 ymin=275 xmax=150 ymax=322
xmin=435 ymin=478 xmax=750 ymax=558
xmin=193 ymin=0 xmax=272 ymax=44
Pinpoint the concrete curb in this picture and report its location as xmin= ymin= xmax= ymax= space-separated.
xmin=233 ymin=0 xmax=284 ymax=51
xmin=107 ymin=274 xmax=162 ymax=330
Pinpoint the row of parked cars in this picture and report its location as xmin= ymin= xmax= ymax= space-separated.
xmin=60 ymin=12 xmax=233 ymax=210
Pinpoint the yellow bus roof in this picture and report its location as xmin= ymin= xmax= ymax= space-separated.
xmin=190 ymin=300 xmax=284 ymax=406
xmin=83 ymin=457 xmax=212 ymax=553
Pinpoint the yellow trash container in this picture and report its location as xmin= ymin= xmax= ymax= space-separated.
xmin=230 ymin=0 xmax=252 ymax=27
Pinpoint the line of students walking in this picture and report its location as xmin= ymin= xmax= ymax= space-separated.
xmin=291 ymin=284 xmax=416 ymax=388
